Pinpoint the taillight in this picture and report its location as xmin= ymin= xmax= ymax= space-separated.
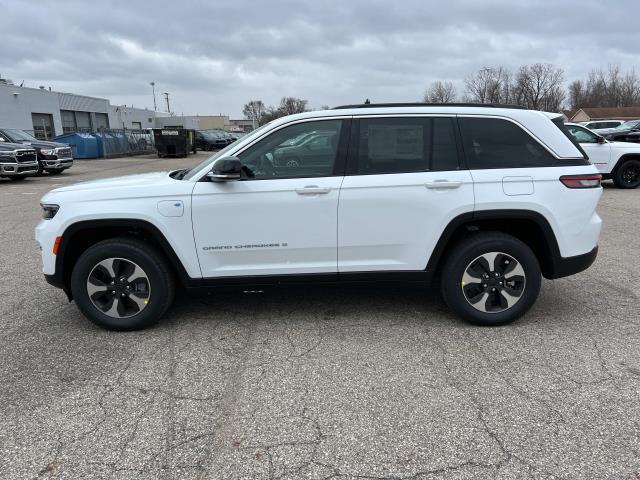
xmin=559 ymin=174 xmax=602 ymax=189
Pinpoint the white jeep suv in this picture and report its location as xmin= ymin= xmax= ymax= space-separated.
xmin=36 ymin=104 xmax=603 ymax=330
xmin=565 ymin=123 xmax=640 ymax=188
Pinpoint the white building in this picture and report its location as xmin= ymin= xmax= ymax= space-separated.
xmin=0 ymin=80 xmax=167 ymax=139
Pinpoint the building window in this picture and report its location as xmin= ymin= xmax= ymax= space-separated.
xmin=94 ymin=113 xmax=109 ymax=130
xmin=31 ymin=113 xmax=55 ymax=140
xmin=61 ymin=110 xmax=77 ymax=133
xmin=75 ymin=111 xmax=92 ymax=132
xmin=131 ymin=121 xmax=142 ymax=130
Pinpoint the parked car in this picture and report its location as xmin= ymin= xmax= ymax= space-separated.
xmin=565 ymin=123 xmax=640 ymax=188
xmin=228 ymin=132 xmax=245 ymax=141
xmin=273 ymin=130 xmax=338 ymax=167
xmin=37 ymin=103 xmax=603 ymax=330
xmin=194 ymin=131 xmax=228 ymax=151
xmin=578 ymin=120 xmax=625 ymax=130
xmin=594 ymin=119 xmax=640 ymax=141
xmin=0 ymin=142 xmax=39 ymax=180
xmin=0 ymin=128 xmax=73 ymax=175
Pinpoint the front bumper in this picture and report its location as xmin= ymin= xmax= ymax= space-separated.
xmin=42 ymin=157 xmax=73 ymax=170
xmin=0 ymin=161 xmax=38 ymax=176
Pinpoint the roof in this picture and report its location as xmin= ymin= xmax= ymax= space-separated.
xmin=333 ymin=102 xmax=527 ymax=110
xmin=573 ymin=107 xmax=640 ymax=121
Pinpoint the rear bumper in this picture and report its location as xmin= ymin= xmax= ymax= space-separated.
xmin=547 ymin=246 xmax=598 ymax=279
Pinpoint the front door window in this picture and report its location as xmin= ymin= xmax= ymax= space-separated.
xmin=237 ymin=120 xmax=343 ymax=179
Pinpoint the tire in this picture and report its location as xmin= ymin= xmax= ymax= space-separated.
xmin=285 ymin=157 xmax=300 ymax=168
xmin=157 ymin=153 xmax=163 ymax=158
xmin=613 ymin=159 xmax=640 ymax=189
xmin=48 ymin=169 xmax=64 ymax=175
xmin=440 ymin=232 xmax=541 ymax=326
xmin=70 ymin=238 xmax=175 ymax=330
xmin=9 ymin=176 xmax=26 ymax=181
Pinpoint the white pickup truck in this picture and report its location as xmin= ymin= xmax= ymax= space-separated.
xmin=566 ymin=123 xmax=640 ymax=188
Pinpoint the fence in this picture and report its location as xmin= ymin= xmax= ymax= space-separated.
xmin=94 ymin=129 xmax=155 ymax=157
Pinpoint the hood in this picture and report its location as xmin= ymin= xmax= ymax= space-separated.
xmin=51 ymin=171 xmax=173 ymax=194
xmin=0 ymin=142 xmax=36 ymax=151
xmin=12 ymin=139 xmax=68 ymax=149
xmin=608 ymin=140 xmax=640 ymax=149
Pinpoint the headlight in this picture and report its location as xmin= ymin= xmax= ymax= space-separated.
xmin=0 ymin=151 xmax=15 ymax=158
xmin=40 ymin=148 xmax=56 ymax=156
xmin=41 ymin=203 xmax=60 ymax=220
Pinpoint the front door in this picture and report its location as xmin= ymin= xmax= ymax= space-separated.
xmin=565 ymin=124 xmax=611 ymax=174
xmin=191 ymin=118 xmax=348 ymax=278
xmin=338 ymin=116 xmax=474 ymax=272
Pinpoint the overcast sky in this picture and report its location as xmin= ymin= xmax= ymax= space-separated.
xmin=1 ymin=0 xmax=638 ymax=117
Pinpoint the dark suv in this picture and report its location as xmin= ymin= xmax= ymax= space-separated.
xmin=194 ymin=131 xmax=230 ymax=151
xmin=0 ymin=128 xmax=73 ymax=175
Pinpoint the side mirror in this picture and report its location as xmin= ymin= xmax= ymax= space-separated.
xmin=207 ymin=157 xmax=242 ymax=182
xmin=596 ymin=135 xmax=606 ymax=144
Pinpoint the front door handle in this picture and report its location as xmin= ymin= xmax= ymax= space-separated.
xmin=295 ymin=186 xmax=332 ymax=195
xmin=425 ymin=180 xmax=463 ymax=189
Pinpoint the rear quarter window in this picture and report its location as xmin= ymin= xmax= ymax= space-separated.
xmin=459 ymin=117 xmax=557 ymax=169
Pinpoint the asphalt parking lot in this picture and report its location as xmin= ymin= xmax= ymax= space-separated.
xmin=1 ymin=153 xmax=639 ymax=479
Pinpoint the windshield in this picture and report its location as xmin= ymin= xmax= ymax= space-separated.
xmin=182 ymin=123 xmax=272 ymax=181
xmin=4 ymin=129 xmax=38 ymax=141
xmin=615 ymin=120 xmax=640 ymax=130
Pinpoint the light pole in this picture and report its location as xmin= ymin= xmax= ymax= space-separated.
xmin=150 ymin=81 xmax=157 ymax=111
xmin=163 ymin=92 xmax=170 ymax=113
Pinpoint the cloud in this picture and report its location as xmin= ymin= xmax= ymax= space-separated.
xmin=1 ymin=0 xmax=638 ymax=116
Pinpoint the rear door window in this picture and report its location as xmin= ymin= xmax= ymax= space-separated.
xmin=353 ymin=117 xmax=459 ymax=174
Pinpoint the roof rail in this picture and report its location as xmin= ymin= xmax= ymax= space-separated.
xmin=332 ymin=102 xmax=527 ymax=110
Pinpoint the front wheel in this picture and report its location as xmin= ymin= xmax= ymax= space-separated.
xmin=613 ymin=159 xmax=640 ymax=189
xmin=8 ymin=176 xmax=26 ymax=181
xmin=48 ymin=168 xmax=64 ymax=175
xmin=440 ymin=232 xmax=541 ymax=326
xmin=71 ymin=238 xmax=175 ymax=330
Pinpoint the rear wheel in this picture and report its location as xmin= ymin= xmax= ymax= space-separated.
xmin=613 ymin=159 xmax=640 ymax=189
xmin=9 ymin=176 xmax=26 ymax=181
xmin=71 ymin=238 xmax=175 ymax=330
xmin=441 ymin=232 xmax=541 ymax=326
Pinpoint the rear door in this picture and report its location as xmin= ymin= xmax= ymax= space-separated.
xmin=337 ymin=116 xmax=474 ymax=272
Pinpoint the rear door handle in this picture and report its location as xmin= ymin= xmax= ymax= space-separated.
xmin=425 ymin=180 xmax=463 ymax=189
xmin=296 ymin=186 xmax=332 ymax=195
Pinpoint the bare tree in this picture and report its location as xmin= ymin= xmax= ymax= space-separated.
xmin=514 ymin=63 xmax=565 ymax=111
xmin=242 ymin=100 xmax=266 ymax=127
xmin=619 ymin=69 xmax=640 ymax=106
xmin=423 ymin=81 xmax=457 ymax=103
xmin=569 ymin=65 xmax=640 ymax=108
xmin=568 ymin=80 xmax=585 ymax=111
xmin=278 ymin=97 xmax=308 ymax=116
xmin=464 ymin=66 xmax=513 ymax=104
xmin=257 ymin=97 xmax=310 ymax=125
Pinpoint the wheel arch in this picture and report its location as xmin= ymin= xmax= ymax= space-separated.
xmin=54 ymin=219 xmax=192 ymax=299
xmin=427 ymin=210 xmax=563 ymax=280
xmin=612 ymin=153 xmax=640 ymax=175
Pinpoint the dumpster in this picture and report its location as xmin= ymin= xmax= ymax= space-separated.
xmin=53 ymin=132 xmax=99 ymax=159
xmin=153 ymin=128 xmax=195 ymax=157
